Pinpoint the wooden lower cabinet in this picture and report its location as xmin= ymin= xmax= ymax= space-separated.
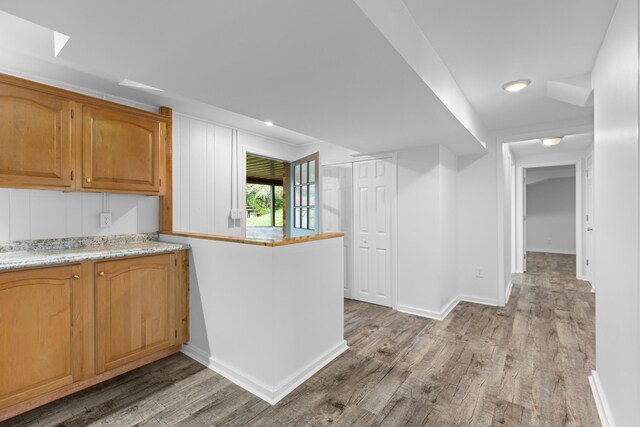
xmin=0 ymin=264 xmax=91 ymax=411
xmin=95 ymin=254 xmax=176 ymax=373
xmin=0 ymin=251 xmax=188 ymax=421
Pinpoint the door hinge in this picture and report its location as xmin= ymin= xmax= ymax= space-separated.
xmin=586 ymin=214 xmax=589 ymax=221
xmin=71 ymin=109 xmax=74 ymax=119
xmin=175 ymin=330 xmax=178 ymax=338
xmin=586 ymin=259 xmax=590 ymax=266
xmin=159 ymin=178 xmax=162 ymax=187
xmin=70 ymin=170 xmax=74 ymax=180
xmin=175 ymin=258 xmax=177 ymax=267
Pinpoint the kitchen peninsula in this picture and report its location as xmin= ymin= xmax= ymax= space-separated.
xmin=161 ymin=232 xmax=347 ymax=404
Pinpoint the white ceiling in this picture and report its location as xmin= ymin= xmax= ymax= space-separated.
xmin=402 ymin=0 xmax=617 ymax=131
xmin=0 ymin=1 xmax=486 ymax=154
xmin=525 ymin=165 xmax=576 ymax=185
xmin=0 ymin=1 xmax=618 ymax=152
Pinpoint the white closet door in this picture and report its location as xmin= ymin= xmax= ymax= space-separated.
xmin=322 ymin=164 xmax=353 ymax=297
xmin=353 ymin=159 xmax=392 ymax=307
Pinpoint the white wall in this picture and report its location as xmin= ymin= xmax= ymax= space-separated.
xmin=395 ymin=145 xmax=460 ymax=317
xmin=397 ymin=146 xmax=442 ymax=314
xmin=439 ymin=146 xmax=459 ymax=307
xmin=526 ymin=177 xmax=576 ymax=254
xmin=458 ymin=140 xmax=499 ymax=305
xmin=591 ymin=0 xmax=640 ymax=424
xmin=172 ymin=113 xmax=299 ymax=237
xmin=0 ymin=189 xmax=158 ymax=242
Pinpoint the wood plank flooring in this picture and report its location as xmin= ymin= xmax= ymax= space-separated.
xmin=3 ymin=252 xmax=598 ymax=426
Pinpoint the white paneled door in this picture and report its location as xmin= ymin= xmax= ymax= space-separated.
xmin=353 ymin=159 xmax=393 ymax=307
xmin=322 ymin=164 xmax=353 ymax=297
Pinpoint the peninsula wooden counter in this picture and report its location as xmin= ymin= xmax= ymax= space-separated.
xmin=160 ymin=232 xmax=347 ymax=405
xmin=162 ymin=231 xmax=344 ymax=247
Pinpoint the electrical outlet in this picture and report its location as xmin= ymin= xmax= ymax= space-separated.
xmin=99 ymin=212 xmax=112 ymax=228
xmin=230 ymin=209 xmax=238 ymax=219
xmin=475 ymin=267 xmax=484 ymax=278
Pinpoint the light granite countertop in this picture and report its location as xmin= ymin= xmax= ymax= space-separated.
xmin=0 ymin=233 xmax=190 ymax=272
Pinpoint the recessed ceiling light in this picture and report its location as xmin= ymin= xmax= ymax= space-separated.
xmin=119 ymin=79 xmax=163 ymax=91
xmin=502 ymin=79 xmax=531 ymax=93
xmin=541 ymin=137 xmax=563 ymax=146
xmin=264 ymin=121 xmax=274 ymax=126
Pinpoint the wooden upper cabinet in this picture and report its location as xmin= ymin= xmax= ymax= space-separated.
xmin=0 ymin=264 xmax=88 ymax=410
xmin=0 ymin=81 xmax=74 ymax=189
xmin=95 ymin=254 xmax=176 ymax=374
xmin=0 ymin=73 xmax=169 ymax=195
xmin=82 ymin=105 xmax=165 ymax=195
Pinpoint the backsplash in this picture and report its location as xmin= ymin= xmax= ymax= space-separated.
xmin=0 ymin=189 xmax=159 ymax=243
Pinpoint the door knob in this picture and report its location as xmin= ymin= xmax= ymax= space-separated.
xmin=85 ymin=178 xmax=92 ymax=183
xmin=362 ymin=239 xmax=367 ymax=244
xmin=98 ymin=271 xmax=105 ymax=276
xmin=72 ymin=274 xmax=80 ymax=280
xmin=587 ymin=228 xmax=593 ymax=231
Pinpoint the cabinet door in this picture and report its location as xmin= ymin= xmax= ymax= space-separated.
xmin=95 ymin=254 xmax=176 ymax=374
xmin=0 ymin=265 xmax=84 ymax=410
xmin=0 ymin=81 xmax=74 ymax=189
xmin=82 ymin=105 xmax=164 ymax=194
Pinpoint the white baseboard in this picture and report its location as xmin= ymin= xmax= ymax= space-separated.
xmin=527 ymin=249 xmax=577 ymax=255
xmin=398 ymin=293 xmax=499 ymax=321
xmin=397 ymin=295 xmax=459 ymax=321
xmin=459 ymin=295 xmax=499 ymax=306
xmin=397 ymin=304 xmax=448 ymax=321
xmin=181 ymin=340 xmax=348 ymax=405
xmin=505 ymin=280 xmax=514 ymax=304
xmin=589 ymin=371 xmax=614 ymax=427
xmin=271 ymin=340 xmax=348 ymax=403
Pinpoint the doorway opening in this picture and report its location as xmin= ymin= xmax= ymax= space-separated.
xmin=502 ymin=134 xmax=594 ymax=292
xmin=521 ymin=165 xmax=578 ymax=272
xmin=245 ymin=153 xmax=285 ymax=240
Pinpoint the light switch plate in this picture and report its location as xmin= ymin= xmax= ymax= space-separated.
xmin=99 ymin=212 xmax=112 ymax=228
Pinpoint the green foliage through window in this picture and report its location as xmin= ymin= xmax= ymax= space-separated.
xmin=246 ymin=184 xmax=283 ymax=227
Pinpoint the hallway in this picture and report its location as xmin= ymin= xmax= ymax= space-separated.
xmin=2 ymin=254 xmax=598 ymax=426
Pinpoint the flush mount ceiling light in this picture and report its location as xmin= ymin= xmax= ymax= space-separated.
xmin=502 ymin=79 xmax=531 ymax=93
xmin=118 ymin=79 xmax=163 ymax=91
xmin=264 ymin=121 xmax=274 ymax=126
xmin=541 ymin=137 xmax=563 ymax=146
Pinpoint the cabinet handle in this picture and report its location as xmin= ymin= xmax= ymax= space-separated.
xmin=85 ymin=178 xmax=92 ymax=183
xmin=72 ymin=274 xmax=80 ymax=280
xmin=98 ymin=271 xmax=105 ymax=277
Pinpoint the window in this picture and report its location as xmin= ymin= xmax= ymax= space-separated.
xmin=293 ymin=158 xmax=316 ymax=230
xmin=246 ymin=184 xmax=284 ymax=227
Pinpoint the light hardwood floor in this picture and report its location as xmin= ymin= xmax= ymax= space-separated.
xmin=3 ymin=252 xmax=598 ymax=426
